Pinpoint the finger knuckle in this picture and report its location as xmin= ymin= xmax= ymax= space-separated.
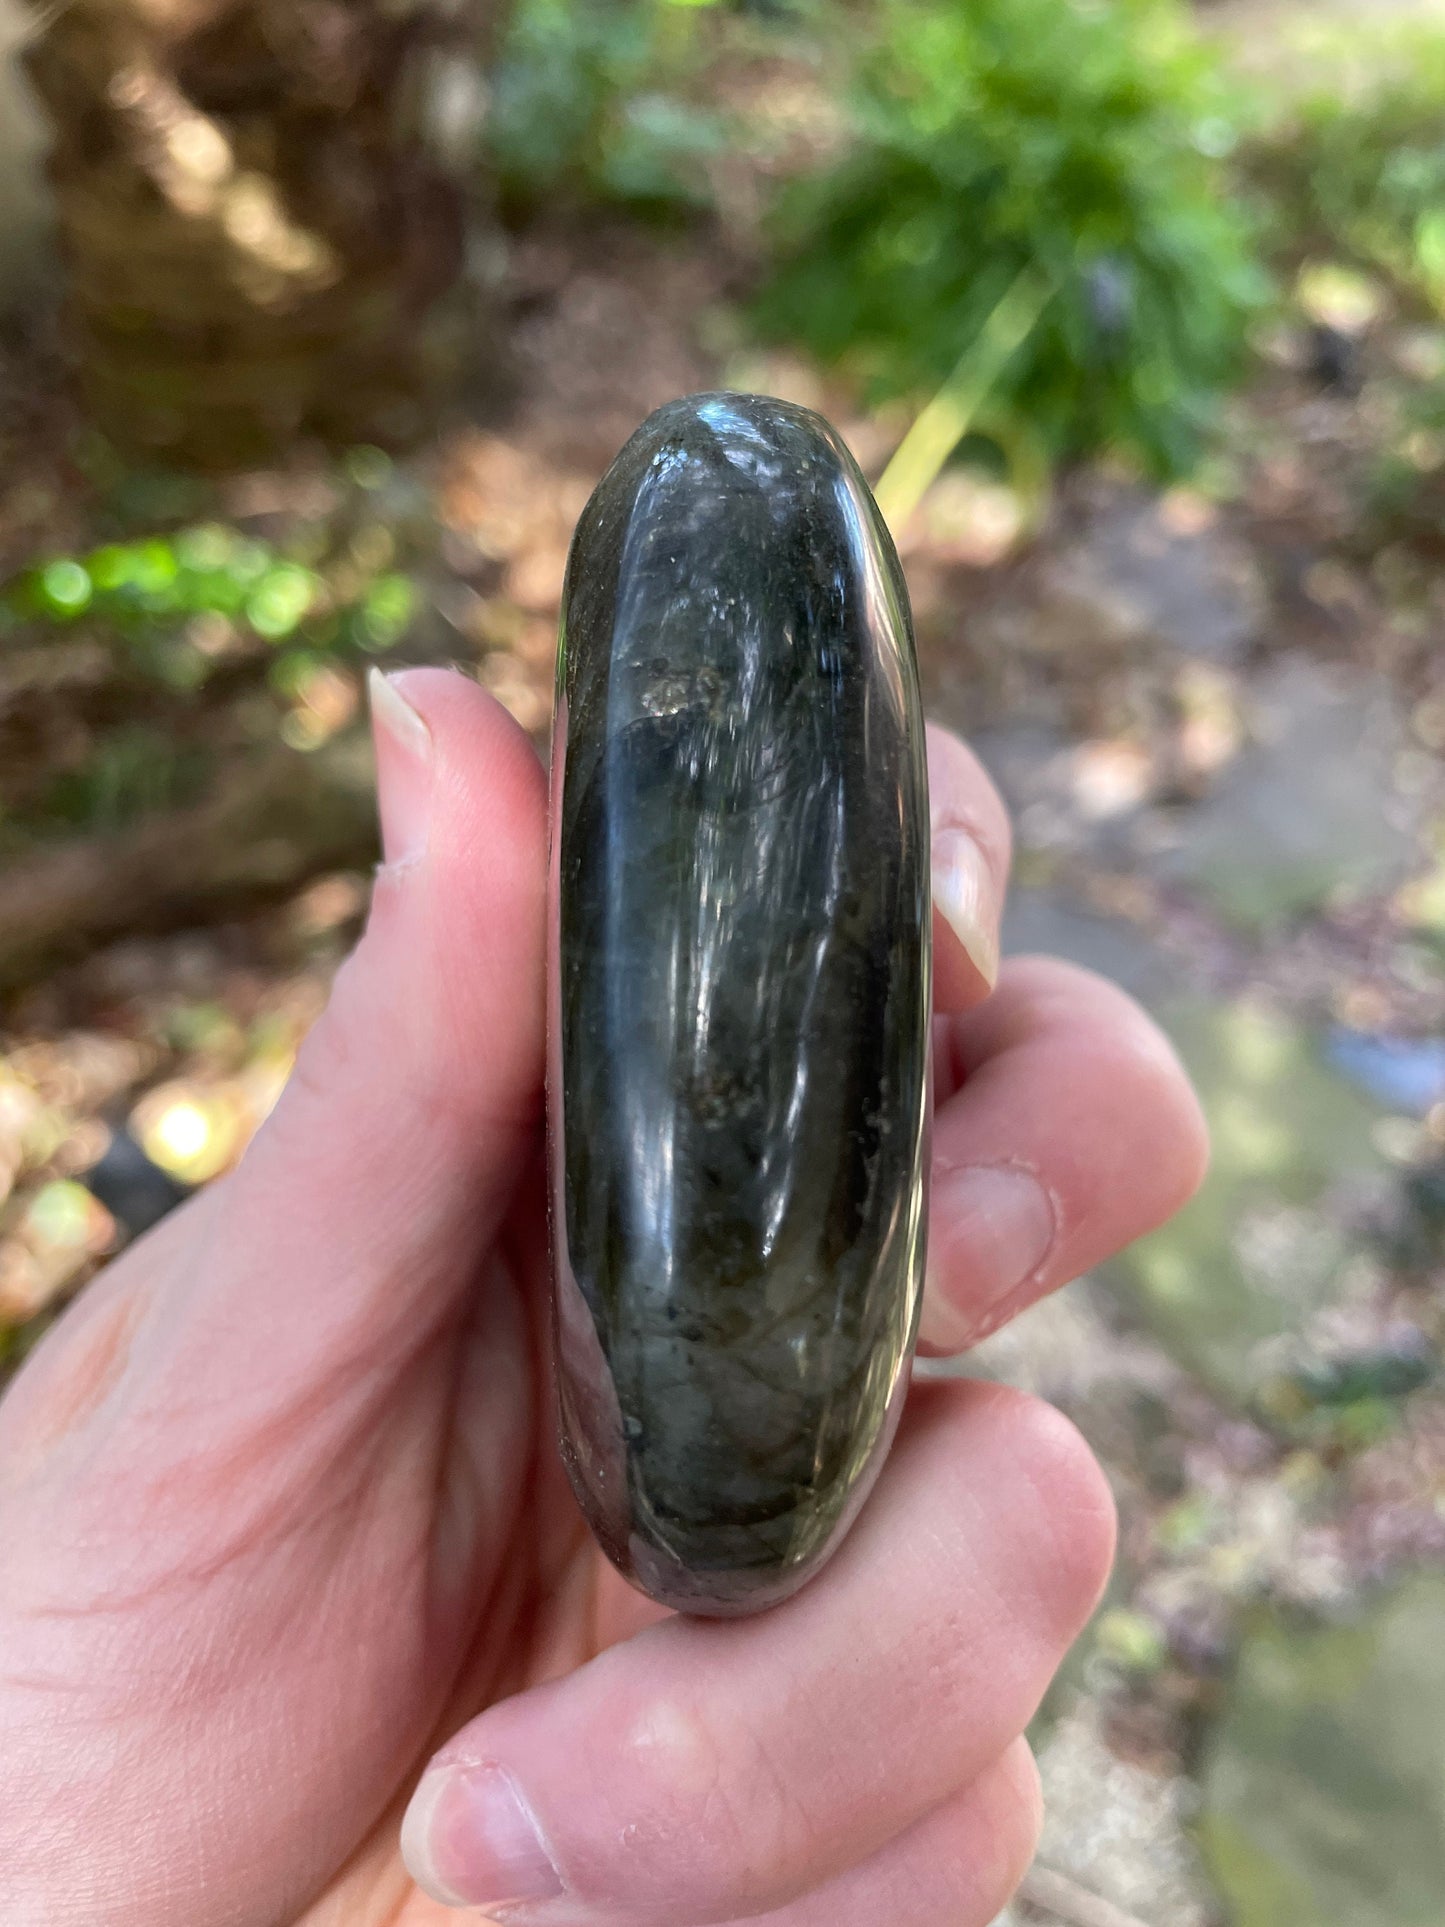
xmin=1001 ymin=1738 xmax=1046 ymax=1866
xmin=984 ymin=1759 xmax=1047 ymax=1924
xmin=614 ymin=1689 xmax=810 ymax=1909
xmin=927 ymin=737 xmax=1014 ymax=882
xmin=1007 ymin=1393 xmax=1118 ymax=1633
xmin=934 ymin=1744 xmax=1044 ymax=1927
xmin=1094 ymin=1014 xmax=1211 ymax=1211
xmin=1008 ymin=958 xmax=1211 ymax=1212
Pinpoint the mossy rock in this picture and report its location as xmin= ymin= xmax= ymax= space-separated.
xmin=1199 ymin=1576 xmax=1445 ymax=1927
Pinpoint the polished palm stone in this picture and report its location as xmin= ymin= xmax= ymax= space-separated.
xmin=548 ymin=392 xmax=931 ymax=1616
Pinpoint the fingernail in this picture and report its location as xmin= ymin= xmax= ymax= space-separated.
xmin=369 ymin=668 xmax=432 ymax=868
xmin=920 ymin=1166 xmax=1057 ymax=1353
xmin=932 ymin=826 xmax=999 ymax=989
xmin=401 ymin=1762 xmax=565 ymax=1913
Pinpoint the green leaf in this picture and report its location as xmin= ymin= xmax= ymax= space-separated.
xmin=37 ymin=559 xmax=93 ymax=618
xmin=246 ymin=566 xmax=320 ymax=641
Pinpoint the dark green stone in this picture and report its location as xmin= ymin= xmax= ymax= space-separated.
xmin=548 ymin=393 xmax=931 ymax=1616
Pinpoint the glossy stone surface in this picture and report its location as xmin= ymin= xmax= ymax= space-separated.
xmin=548 ymin=393 xmax=931 ymax=1616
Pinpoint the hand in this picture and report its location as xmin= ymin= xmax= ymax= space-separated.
xmin=0 ymin=669 xmax=1207 ymax=1927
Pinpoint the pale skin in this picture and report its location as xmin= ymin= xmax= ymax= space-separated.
xmin=0 ymin=669 xmax=1208 ymax=1927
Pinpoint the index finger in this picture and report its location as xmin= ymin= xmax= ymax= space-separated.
xmin=927 ymin=721 xmax=1013 ymax=1014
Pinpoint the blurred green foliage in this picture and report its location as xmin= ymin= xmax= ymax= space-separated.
xmin=753 ymin=0 xmax=1267 ymax=476
xmin=1246 ymin=26 xmax=1445 ymax=309
xmin=1240 ymin=25 xmax=1445 ymax=539
xmin=2 ymin=445 xmax=422 ymax=698
xmin=489 ymin=0 xmax=733 ymax=215
xmin=8 ymin=525 xmax=416 ymax=672
xmin=0 ymin=449 xmax=427 ymax=849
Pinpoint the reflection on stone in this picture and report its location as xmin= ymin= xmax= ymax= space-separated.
xmin=548 ymin=393 xmax=931 ymax=1615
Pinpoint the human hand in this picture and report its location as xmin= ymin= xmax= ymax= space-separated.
xmin=0 ymin=668 xmax=1207 ymax=1927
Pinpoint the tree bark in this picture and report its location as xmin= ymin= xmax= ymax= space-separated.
xmin=21 ymin=0 xmax=508 ymax=467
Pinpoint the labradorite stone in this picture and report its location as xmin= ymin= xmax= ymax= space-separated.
xmin=548 ymin=393 xmax=931 ymax=1616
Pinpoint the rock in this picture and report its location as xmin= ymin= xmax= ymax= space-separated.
xmin=1149 ymin=656 xmax=1418 ymax=930
xmin=1030 ymin=484 xmax=1265 ymax=667
xmin=549 ymin=393 xmax=931 ymax=1615
xmin=1199 ymin=1575 xmax=1445 ymax=1926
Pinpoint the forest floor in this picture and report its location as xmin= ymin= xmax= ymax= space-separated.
xmin=1 ymin=196 xmax=1444 ymax=1924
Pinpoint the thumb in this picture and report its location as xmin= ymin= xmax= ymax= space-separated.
xmin=140 ymin=667 xmax=550 ymax=1409
xmin=0 ymin=668 xmax=550 ymax=1927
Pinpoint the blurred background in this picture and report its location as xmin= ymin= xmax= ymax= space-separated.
xmin=0 ymin=0 xmax=1443 ymax=1919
